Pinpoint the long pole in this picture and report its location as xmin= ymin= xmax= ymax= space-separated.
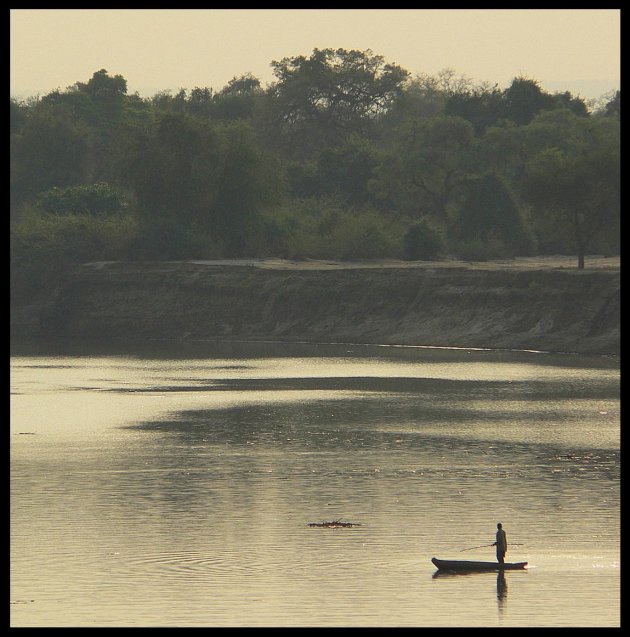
xmin=459 ymin=543 xmax=524 ymax=552
xmin=459 ymin=543 xmax=494 ymax=552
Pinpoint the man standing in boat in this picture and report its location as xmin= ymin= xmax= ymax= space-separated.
xmin=493 ymin=522 xmax=508 ymax=564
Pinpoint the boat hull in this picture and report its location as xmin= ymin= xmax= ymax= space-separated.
xmin=432 ymin=557 xmax=528 ymax=571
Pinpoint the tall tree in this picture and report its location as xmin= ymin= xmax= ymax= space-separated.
xmin=211 ymin=121 xmax=284 ymax=253
xmin=502 ymin=76 xmax=555 ymax=125
xmin=603 ymin=90 xmax=620 ymax=117
xmin=187 ymin=87 xmax=214 ymax=118
xmin=11 ymin=108 xmax=91 ymax=212
xmin=212 ymin=74 xmax=263 ymax=121
xmin=450 ymin=172 xmax=534 ymax=255
xmin=120 ymin=113 xmax=282 ymax=255
xmin=444 ymin=84 xmax=505 ymax=134
xmin=120 ymin=112 xmax=222 ymax=229
xmin=73 ymin=68 xmax=128 ymax=126
xmin=521 ymin=117 xmax=619 ymax=268
xmin=267 ymin=48 xmax=409 ymax=154
xmin=386 ymin=115 xmax=475 ymax=226
xmin=474 ymin=108 xmax=596 ymax=185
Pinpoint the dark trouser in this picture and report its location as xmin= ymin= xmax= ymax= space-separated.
xmin=497 ymin=549 xmax=506 ymax=564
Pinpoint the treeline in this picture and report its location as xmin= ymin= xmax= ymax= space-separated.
xmin=11 ymin=48 xmax=620 ymax=290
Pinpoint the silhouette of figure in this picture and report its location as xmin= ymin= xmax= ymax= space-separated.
xmin=492 ymin=522 xmax=507 ymax=564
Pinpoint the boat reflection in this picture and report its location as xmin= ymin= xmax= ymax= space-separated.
xmin=432 ymin=567 xmax=522 ymax=582
xmin=432 ymin=568 xmax=510 ymax=613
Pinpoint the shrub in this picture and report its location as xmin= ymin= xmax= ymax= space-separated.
xmin=260 ymin=198 xmax=403 ymax=260
xmin=127 ymin=218 xmax=220 ymax=260
xmin=402 ymin=221 xmax=444 ymax=260
xmin=332 ymin=210 xmax=399 ymax=260
xmin=36 ymin=182 xmax=130 ymax=217
xmin=450 ymin=233 xmax=512 ymax=261
xmin=10 ymin=209 xmax=138 ymax=301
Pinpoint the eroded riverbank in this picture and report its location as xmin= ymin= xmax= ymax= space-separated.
xmin=10 ymin=257 xmax=620 ymax=355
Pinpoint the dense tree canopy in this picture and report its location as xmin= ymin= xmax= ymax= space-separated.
xmin=10 ymin=55 xmax=619 ymax=269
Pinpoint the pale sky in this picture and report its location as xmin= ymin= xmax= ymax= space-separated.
xmin=10 ymin=8 xmax=620 ymax=101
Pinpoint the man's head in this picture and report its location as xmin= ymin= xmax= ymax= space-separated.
xmin=497 ymin=523 xmax=502 ymax=529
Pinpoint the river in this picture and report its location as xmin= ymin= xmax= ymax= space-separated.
xmin=10 ymin=339 xmax=620 ymax=627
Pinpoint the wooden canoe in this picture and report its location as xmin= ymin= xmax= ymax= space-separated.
xmin=432 ymin=557 xmax=528 ymax=571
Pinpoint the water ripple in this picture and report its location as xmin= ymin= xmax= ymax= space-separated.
xmin=121 ymin=549 xmax=269 ymax=580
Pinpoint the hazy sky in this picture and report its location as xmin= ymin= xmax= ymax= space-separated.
xmin=10 ymin=8 xmax=620 ymax=100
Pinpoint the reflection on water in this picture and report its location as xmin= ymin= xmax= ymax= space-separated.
xmin=431 ymin=569 xmax=510 ymax=613
xmin=10 ymin=339 xmax=619 ymax=627
xmin=497 ymin=571 xmax=508 ymax=612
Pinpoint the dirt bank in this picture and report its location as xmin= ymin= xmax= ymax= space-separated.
xmin=11 ymin=257 xmax=620 ymax=355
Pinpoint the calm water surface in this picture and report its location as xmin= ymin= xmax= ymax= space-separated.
xmin=10 ymin=340 xmax=620 ymax=627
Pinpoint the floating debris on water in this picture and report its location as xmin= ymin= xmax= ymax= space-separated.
xmin=307 ymin=518 xmax=361 ymax=528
